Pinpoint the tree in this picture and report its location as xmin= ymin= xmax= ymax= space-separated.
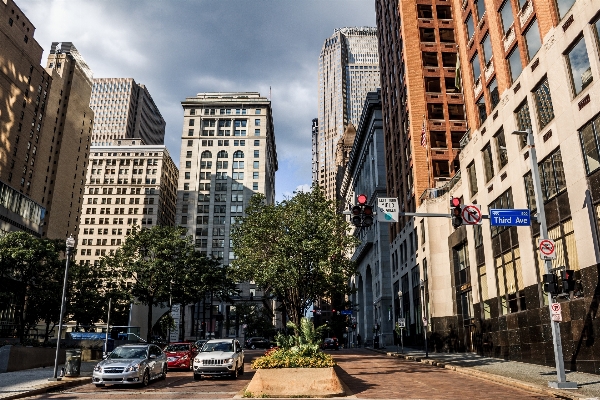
xmin=103 ymin=225 xmax=195 ymax=342
xmin=230 ymin=187 xmax=358 ymax=331
xmin=0 ymin=232 xmax=64 ymax=341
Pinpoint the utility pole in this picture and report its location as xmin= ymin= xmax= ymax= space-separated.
xmin=513 ymin=129 xmax=577 ymax=389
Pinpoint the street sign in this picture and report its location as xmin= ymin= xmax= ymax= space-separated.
xmin=539 ymin=238 xmax=557 ymax=260
xmin=461 ymin=205 xmax=482 ymax=225
xmin=377 ymin=197 xmax=399 ymax=222
xmin=397 ymin=318 xmax=406 ymax=328
xmin=551 ymin=303 xmax=562 ymax=322
xmin=490 ymin=209 xmax=531 ymax=226
xmin=340 ymin=310 xmax=352 ymax=315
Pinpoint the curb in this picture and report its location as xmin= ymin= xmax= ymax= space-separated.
xmin=366 ymin=348 xmax=582 ymax=400
xmin=0 ymin=376 xmax=90 ymax=400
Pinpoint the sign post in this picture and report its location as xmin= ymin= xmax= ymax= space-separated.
xmin=377 ymin=198 xmax=399 ymax=222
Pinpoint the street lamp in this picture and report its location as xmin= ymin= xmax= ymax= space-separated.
xmin=512 ymin=129 xmax=576 ymax=389
xmin=420 ymin=279 xmax=428 ymax=358
xmin=49 ymin=235 xmax=75 ymax=381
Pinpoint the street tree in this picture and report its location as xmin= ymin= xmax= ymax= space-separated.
xmin=103 ymin=225 xmax=196 ymax=342
xmin=230 ymin=187 xmax=358 ymax=331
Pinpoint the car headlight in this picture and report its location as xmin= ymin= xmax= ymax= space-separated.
xmin=194 ymin=357 xmax=200 ymax=363
xmin=125 ymin=363 xmax=140 ymax=372
xmin=225 ymin=358 xmax=234 ymax=364
xmin=93 ymin=365 xmax=102 ymax=372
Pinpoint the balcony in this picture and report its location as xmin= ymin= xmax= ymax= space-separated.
xmin=419 ymin=170 xmax=462 ymax=203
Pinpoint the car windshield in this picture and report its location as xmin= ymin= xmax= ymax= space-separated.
xmin=109 ymin=347 xmax=147 ymax=359
xmin=202 ymin=342 xmax=233 ymax=352
xmin=165 ymin=344 xmax=190 ymax=352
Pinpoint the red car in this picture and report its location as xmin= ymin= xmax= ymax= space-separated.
xmin=164 ymin=342 xmax=198 ymax=370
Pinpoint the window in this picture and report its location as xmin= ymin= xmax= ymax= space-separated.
xmin=488 ymin=78 xmax=499 ymax=110
xmin=430 ymin=131 xmax=447 ymax=148
xmin=187 ymin=140 xmax=193 ymax=147
xmin=471 ymin=52 xmax=481 ymax=83
xmin=419 ymin=28 xmax=435 ymax=42
xmin=481 ymin=33 xmax=492 ymax=66
xmin=437 ymin=5 xmax=452 ymax=19
xmin=524 ymin=19 xmax=542 ymax=62
xmin=190 ymin=109 xmax=196 ymax=115
xmin=189 ymin=119 xmax=195 ymax=126
xmin=448 ymin=104 xmax=464 ymax=120
xmin=441 ymin=52 xmax=456 ymax=67
xmin=254 ymin=129 xmax=260 ymax=136
xmin=495 ymin=128 xmax=508 ymax=169
xmin=188 ymin=129 xmax=194 ymax=136
xmin=186 ymin=151 xmax=192 ymax=158
xmin=439 ymin=29 xmax=455 ymax=43
xmin=253 ymin=161 xmax=259 ymax=169
xmin=255 ymin=119 xmax=260 ymax=126
xmin=254 ymin=140 xmax=260 ymax=146
xmin=253 ymin=182 xmax=258 ymax=190
xmin=533 ymin=78 xmax=555 ymax=130
xmin=515 ymin=101 xmax=532 ymax=148
xmin=477 ymin=96 xmax=487 ymax=125
xmin=201 ymin=150 xmax=212 ymax=158
xmin=579 ymin=115 xmax=600 ymax=174
xmin=556 ymin=0 xmax=576 ymax=20
xmin=233 ymin=150 xmax=244 ymax=158
xmin=184 ymin=172 xmax=190 ymax=179
xmin=467 ymin=162 xmax=478 ymax=196
xmin=417 ymin=4 xmax=433 ymax=18
xmin=499 ymin=0 xmax=514 ymax=34
xmin=482 ymin=143 xmax=495 ymax=182
xmin=253 ymin=172 xmax=259 ymax=179
xmin=507 ymin=46 xmax=522 ymax=83
xmin=427 ymin=103 xmax=444 ymax=120
xmin=255 ymin=109 xmax=261 ymax=114
xmin=423 ymin=52 xmax=438 ymax=67
xmin=566 ymin=35 xmax=593 ymax=96
xmin=425 ymin=77 xmax=441 ymax=92
xmin=478 ymin=265 xmax=491 ymax=319
xmin=475 ymin=0 xmax=486 ymax=20
xmin=465 ymin=14 xmax=474 ymax=39
xmin=524 ymin=148 xmax=566 ymax=209
xmin=217 ymin=150 xmax=228 ymax=158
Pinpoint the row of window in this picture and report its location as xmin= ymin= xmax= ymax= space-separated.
xmin=89 ymin=178 xmax=157 ymax=185
xmin=90 ymin=168 xmax=158 ymax=175
xmin=189 ymin=108 xmax=261 ymax=116
xmin=85 ymin=207 xmax=154 ymax=215
xmin=87 ymin=187 xmax=154 ymax=195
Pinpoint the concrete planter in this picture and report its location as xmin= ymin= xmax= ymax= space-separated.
xmin=244 ymin=367 xmax=345 ymax=398
xmin=0 ymin=345 xmax=66 ymax=372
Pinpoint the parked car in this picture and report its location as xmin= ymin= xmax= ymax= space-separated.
xmin=322 ymin=337 xmax=340 ymax=350
xmin=92 ymin=344 xmax=167 ymax=387
xmin=164 ymin=342 xmax=198 ymax=370
xmin=245 ymin=337 xmax=273 ymax=349
xmin=193 ymin=339 xmax=244 ymax=380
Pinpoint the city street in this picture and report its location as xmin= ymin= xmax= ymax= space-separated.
xmin=25 ymin=349 xmax=557 ymax=399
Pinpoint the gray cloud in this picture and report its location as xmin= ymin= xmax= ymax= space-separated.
xmin=21 ymin=0 xmax=376 ymax=201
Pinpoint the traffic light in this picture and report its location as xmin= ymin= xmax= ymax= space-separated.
xmin=450 ymin=197 xmax=462 ymax=229
xmin=561 ymin=269 xmax=576 ymax=292
xmin=351 ymin=194 xmax=374 ymax=228
xmin=543 ymin=273 xmax=559 ymax=295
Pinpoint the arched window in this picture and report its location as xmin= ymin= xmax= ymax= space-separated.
xmin=233 ymin=150 xmax=244 ymax=159
xmin=201 ymin=150 xmax=212 ymax=158
xmin=217 ymin=150 xmax=228 ymax=158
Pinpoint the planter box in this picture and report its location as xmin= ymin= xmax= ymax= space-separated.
xmin=245 ymin=367 xmax=345 ymax=398
xmin=0 ymin=345 xmax=66 ymax=372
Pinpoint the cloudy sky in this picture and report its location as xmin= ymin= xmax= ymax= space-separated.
xmin=20 ymin=0 xmax=376 ymax=201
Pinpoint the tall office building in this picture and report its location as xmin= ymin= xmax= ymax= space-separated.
xmin=77 ymin=140 xmax=178 ymax=266
xmin=176 ymin=92 xmax=277 ymax=339
xmin=90 ymin=78 xmax=165 ymax=146
xmin=0 ymin=0 xmax=93 ymax=240
xmin=316 ymin=27 xmax=380 ymax=201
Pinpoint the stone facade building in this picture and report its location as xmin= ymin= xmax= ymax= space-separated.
xmin=176 ymin=92 xmax=277 ymax=339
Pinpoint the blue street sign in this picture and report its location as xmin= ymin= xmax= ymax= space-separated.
xmin=340 ymin=310 xmax=352 ymax=315
xmin=489 ymin=209 xmax=531 ymax=226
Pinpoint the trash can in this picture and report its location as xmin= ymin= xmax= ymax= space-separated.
xmin=64 ymin=349 xmax=81 ymax=377
xmin=374 ymin=336 xmax=380 ymax=349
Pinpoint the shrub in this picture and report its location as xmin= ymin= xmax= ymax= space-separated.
xmin=251 ymin=347 xmax=336 ymax=369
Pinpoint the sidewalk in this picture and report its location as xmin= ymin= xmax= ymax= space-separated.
xmin=369 ymin=346 xmax=600 ymax=400
xmin=0 ymin=361 xmax=95 ymax=400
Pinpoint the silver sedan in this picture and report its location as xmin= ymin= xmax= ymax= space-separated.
xmin=92 ymin=344 xmax=167 ymax=387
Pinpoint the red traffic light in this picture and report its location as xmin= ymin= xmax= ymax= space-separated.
xmin=357 ymin=194 xmax=367 ymax=205
xmin=450 ymin=197 xmax=461 ymax=207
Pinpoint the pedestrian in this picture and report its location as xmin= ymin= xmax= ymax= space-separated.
xmin=357 ymin=334 xmax=362 ymax=348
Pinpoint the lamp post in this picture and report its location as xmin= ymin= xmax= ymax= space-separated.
xmin=397 ymin=290 xmax=404 ymax=354
xmin=512 ymin=129 xmax=576 ymax=389
xmin=49 ymin=235 xmax=75 ymax=381
xmin=420 ymin=279 xmax=428 ymax=358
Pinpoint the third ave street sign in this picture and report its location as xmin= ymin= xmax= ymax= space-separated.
xmin=490 ymin=209 xmax=531 ymax=227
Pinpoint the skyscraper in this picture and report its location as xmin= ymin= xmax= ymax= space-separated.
xmin=176 ymin=92 xmax=277 ymax=338
xmin=89 ymin=78 xmax=165 ymax=146
xmin=316 ymin=27 xmax=380 ymax=201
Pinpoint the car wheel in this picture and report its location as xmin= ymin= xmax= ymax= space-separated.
xmin=141 ymin=370 xmax=150 ymax=387
xmin=194 ymin=373 xmax=202 ymax=381
xmin=250 ymin=344 xmax=256 ymax=349
xmin=239 ymin=362 xmax=245 ymax=375
xmin=95 ymin=384 xmax=105 ymax=388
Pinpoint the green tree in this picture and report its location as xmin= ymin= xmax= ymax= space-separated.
xmin=230 ymin=187 xmax=358 ymax=331
xmin=0 ymin=232 xmax=64 ymax=341
xmin=103 ymin=225 xmax=195 ymax=342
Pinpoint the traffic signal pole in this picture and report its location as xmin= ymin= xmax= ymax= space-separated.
xmin=517 ymin=129 xmax=577 ymax=389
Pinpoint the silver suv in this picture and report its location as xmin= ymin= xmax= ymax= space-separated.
xmin=193 ymin=339 xmax=244 ymax=380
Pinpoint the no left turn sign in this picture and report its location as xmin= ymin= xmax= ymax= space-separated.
xmin=538 ymin=238 xmax=556 ymax=260
xmin=461 ymin=205 xmax=482 ymax=225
